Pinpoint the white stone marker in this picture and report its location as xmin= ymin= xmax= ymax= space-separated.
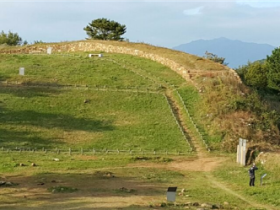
xmin=47 ymin=47 xmax=52 ymax=55
xmin=19 ymin=67 xmax=25 ymax=75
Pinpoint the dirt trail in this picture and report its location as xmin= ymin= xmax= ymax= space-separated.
xmin=207 ymin=174 xmax=275 ymax=210
xmin=164 ymin=91 xmax=276 ymax=210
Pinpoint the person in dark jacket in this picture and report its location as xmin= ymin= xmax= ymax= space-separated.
xmin=248 ymin=163 xmax=258 ymax=186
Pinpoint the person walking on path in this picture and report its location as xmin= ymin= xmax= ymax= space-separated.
xmin=249 ymin=163 xmax=258 ymax=186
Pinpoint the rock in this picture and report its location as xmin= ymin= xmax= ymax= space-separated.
xmin=184 ymin=202 xmax=192 ymax=206
xmin=31 ymin=163 xmax=36 ymax=167
xmin=160 ymin=202 xmax=167 ymax=207
xmin=212 ymin=204 xmax=220 ymax=209
xmin=201 ymin=203 xmax=212 ymax=208
xmin=5 ymin=182 xmax=13 ymax=187
xmin=53 ymin=158 xmax=59 ymax=161
xmin=223 ymin=202 xmax=229 ymax=205
xmin=193 ymin=202 xmax=200 ymax=206
xmin=0 ymin=181 xmax=17 ymax=187
xmin=19 ymin=163 xmax=25 ymax=166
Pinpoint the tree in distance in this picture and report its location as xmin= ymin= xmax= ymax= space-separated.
xmin=84 ymin=18 xmax=126 ymax=41
xmin=204 ymin=51 xmax=228 ymax=66
xmin=0 ymin=30 xmax=22 ymax=46
xmin=267 ymin=47 xmax=280 ymax=91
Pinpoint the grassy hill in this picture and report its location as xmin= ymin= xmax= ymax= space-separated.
xmin=1 ymin=40 xmax=279 ymax=152
xmin=0 ymin=53 xmax=193 ymax=153
xmin=1 ymin=41 xmax=280 ymax=210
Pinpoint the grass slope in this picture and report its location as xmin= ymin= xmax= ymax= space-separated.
xmin=0 ymin=53 xmax=190 ymax=152
xmin=0 ymin=43 xmax=280 ymax=210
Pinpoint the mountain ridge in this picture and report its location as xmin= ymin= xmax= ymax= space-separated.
xmin=173 ymin=37 xmax=275 ymax=68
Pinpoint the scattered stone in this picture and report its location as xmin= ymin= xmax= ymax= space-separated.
xmin=118 ymin=187 xmax=135 ymax=193
xmin=160 ymin=202 xmax=167 ymax=207
xmin=223 ymin=202 xmax=229 ymax=205
xmin=103 ymin=172 xmax=115 ymax=178
xmin=0 ymin=181 xmax=17 ymax=187
xmin=6 ymin=182 xmax=13 ymax=186
xmin=37 ymin=182 xmax=45 ymax=185
xmin=84 ymin=99 xmax=89 ymax=103
xmin=212 ymin=204 xmax=220 ymax=209
xmin=53 ymin=158 xmax=60 ymax=161
xmin=193 ymin=202 xmax=200 ymax=206
xmin=201 ymin=203 xmax=212 ymax=208
xmin=184 ymin=202 xmax=192 ymax=206
xmin=31 ymin=163 xmax=36 ymax=167
xmin=19 ymin=163 xmax=25 ymax=166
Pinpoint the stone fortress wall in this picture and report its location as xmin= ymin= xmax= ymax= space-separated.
xmin=1 ymin=41 xmax=242 ymax=85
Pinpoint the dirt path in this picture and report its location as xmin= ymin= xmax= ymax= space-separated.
xmin=207 ymin=174 xmax=276 ymax=210
xmin=164 ymin=91 xmax=277 ymax=210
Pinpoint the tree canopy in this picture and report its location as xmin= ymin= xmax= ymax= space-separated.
xmin=84 ymin=18 xmax=126 ymax=41
xmin=0 ymin=31 xmax=22 ymax=46
xmin=267 ymin=47 xmax=280 ymax=91
xmin=244 ymin=61 xmax=268 ymax=88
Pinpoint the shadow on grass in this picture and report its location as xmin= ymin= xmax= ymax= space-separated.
xmin=0 ymin=128 xmax=64 ymax=148
xmin=0 ymin=96 xmax=114 ymax=147
xmin=0 ymin=84 xmax=64 ymax=98
xmin=1 ymin=109 xmax=114 ymax=132
xmin=0 ymin=73 xmax=10 ymax=81
xmin=0 ymin=109 xmax=114 ymax=148
xmin=0 ymin=171 xmax=167 ymax=210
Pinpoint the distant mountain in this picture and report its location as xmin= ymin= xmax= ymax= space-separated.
xmin=173 ymin=37 xmax=275 ymax=69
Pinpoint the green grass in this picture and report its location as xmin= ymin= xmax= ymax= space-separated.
xmin=213 ymin=155 xmax=280 ymax=208
xmin=110 ymin=54 xmax=187 ymax=88
xmin=0 ymin=152 xmax=259 ymax=210
xmin=1 ymin=50 xmax=279 ymax=209
xmin=0 ymin=87 xmax=190 ymax=151
xmin=0 ymin=53 xmax=191 ymax=152
xmin=0 ymin=54 xmax=157 ymax=90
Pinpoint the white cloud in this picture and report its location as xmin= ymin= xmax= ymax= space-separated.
xmin=0 ymin=0 xmax=280 ymax=47
xmin=236 ymin=0 xmax=280 ymax=8
xmin=184 ymin=7 xmax=204 ymax=16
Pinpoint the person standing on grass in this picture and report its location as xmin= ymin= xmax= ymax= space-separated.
xmin=249 ymin=163 xmax=258 ymax=186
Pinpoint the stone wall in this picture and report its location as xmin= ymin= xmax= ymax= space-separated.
xmin=1 ymin=41 xmax=242 ymax=85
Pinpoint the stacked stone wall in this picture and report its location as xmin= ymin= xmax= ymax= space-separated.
xmin=1 ymin=41 xmax=241 ymax=84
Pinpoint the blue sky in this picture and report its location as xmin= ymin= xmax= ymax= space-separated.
xmin=0 ymin=0 xmax=280 ymax=48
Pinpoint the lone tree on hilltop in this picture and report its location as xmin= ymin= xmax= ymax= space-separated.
xmin=84 ymin=18 xmax=126 ymax=41
xmin=0 ymin=31 xmax=22 ymax=46
xmin=204 ymin=51 xmax=228 ymax=66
